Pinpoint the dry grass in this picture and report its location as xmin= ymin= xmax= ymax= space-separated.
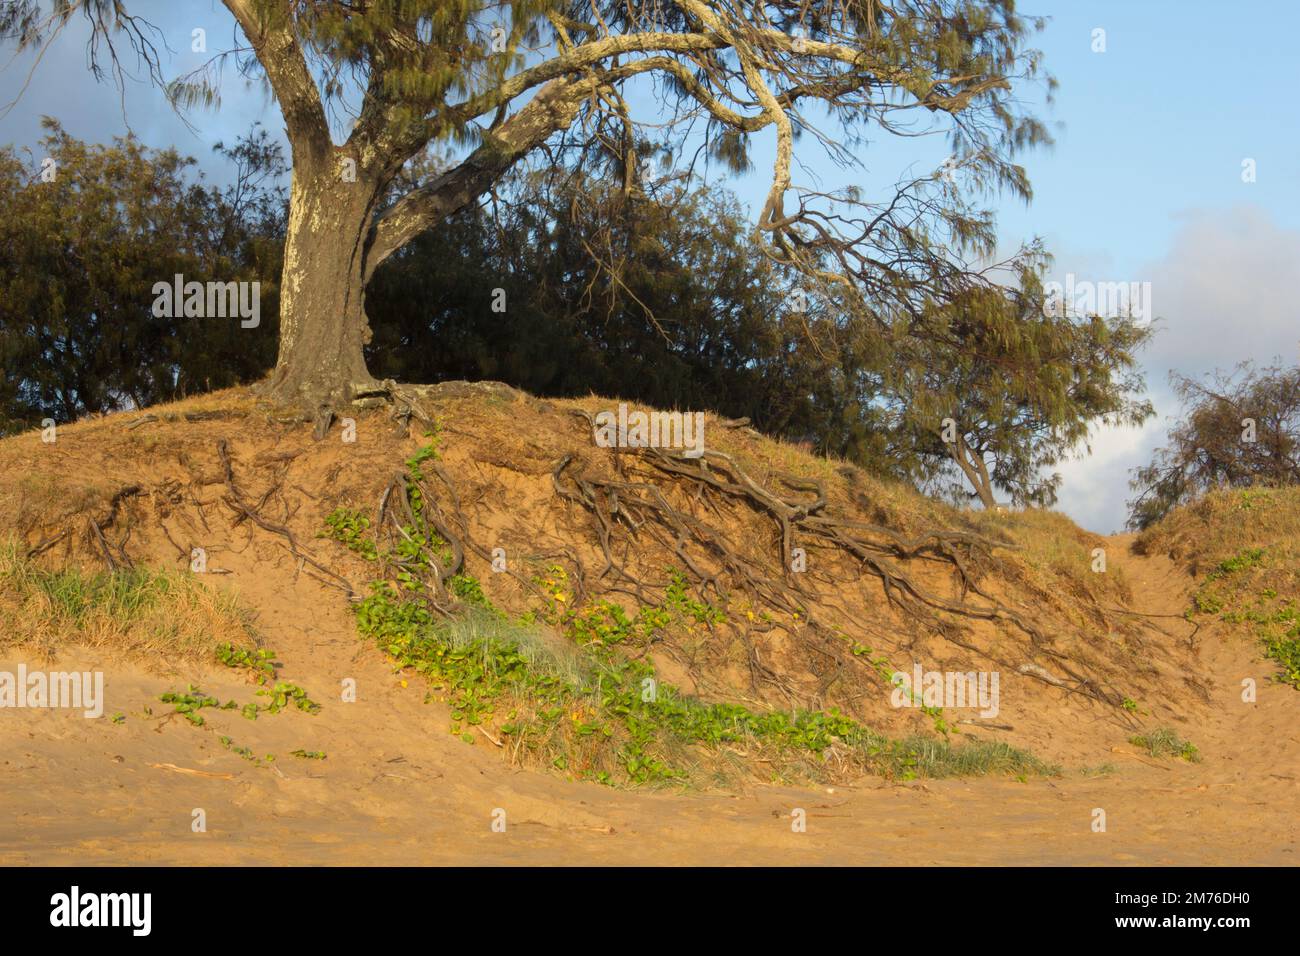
xmin=1137 ymin=487 xmax=1300 ymax=688
xmin=1135 ymin=486 xmax=1300 ymax=574
xmin=0 ymin=537 xmax=259 ymax=666
xmin=974 ymin=508 xmax=1133 ymax=607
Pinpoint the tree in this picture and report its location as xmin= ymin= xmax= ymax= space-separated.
xmin=1128 ymin=363 xmax=1300 ymax=529
xmin=882 ymin=276 xmax=1155 ymax=509
xmin=0 ymin=120 xmax=284 ymax=433
xmin=3 ymin=0 xmax=1052 ymax=414
xmin=367 ymin=166 xmax=827 ymax=432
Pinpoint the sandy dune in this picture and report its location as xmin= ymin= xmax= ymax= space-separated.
xmin=2 ymin=536 xmax=1295 ymax=866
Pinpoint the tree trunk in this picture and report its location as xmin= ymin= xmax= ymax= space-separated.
xmin=949 ymin=434 xmax=998 ymax=509
xmin=259 ymin=166 xmax=387 ymax=409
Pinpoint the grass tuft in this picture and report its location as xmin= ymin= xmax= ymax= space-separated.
xmin=1129 ymin=727 xmax=1201 ymax=762
xmin=0 ymin=537 xmax=258 ymax=665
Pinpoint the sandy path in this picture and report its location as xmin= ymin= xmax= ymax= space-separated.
xmin=2 ymin=537 xmax=1296 ymax=865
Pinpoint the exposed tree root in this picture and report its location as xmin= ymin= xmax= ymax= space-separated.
xmin=13 ymin=389 xmax=1142 ymax=726
xmin=76 ymin=485 xmax=144 ymax=570
xmin=215 ymin=440 xmax=355 ymax=598
xmin=551 ymin=412 xmax=1131 ymax=712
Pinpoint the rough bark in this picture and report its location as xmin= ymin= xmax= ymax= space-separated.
xmin=259 ymin=165 xmax=387 ymax=408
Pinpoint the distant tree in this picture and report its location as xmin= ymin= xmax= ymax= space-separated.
xmin=367 ymin=167 xmax=826 ymax=433
xmin=884 ymin=277 xmax=1155 ymax=508
xmin=0 ymin=121 xmax=284 ymax=433
xmin=1128 ymin=363 xmax=1300 ymax=529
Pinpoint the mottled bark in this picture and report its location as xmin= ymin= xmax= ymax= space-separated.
xmin=260 ymin=166 xmax=385 ymax=407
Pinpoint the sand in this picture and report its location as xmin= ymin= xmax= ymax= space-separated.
xmin=2 ymin=535 xmax=1295 ymax=866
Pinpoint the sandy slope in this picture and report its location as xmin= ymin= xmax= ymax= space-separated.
xmin=2 ymin=536 xmax=1295 ymax=866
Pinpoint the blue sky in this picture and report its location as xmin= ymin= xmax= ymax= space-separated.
xmin=3 ymin=1 xmax=1298 ymax=531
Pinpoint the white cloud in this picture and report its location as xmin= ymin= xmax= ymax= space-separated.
xmin=1143 ymin=205 xmax=1300 ymax=378
xmin=1052 ymin=414 xmax=1166 ymax=533
xmin=1049 ymin=204 xmax=1300 ymax=532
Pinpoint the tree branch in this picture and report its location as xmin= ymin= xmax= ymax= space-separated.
xmin=222 ymin=0 xmax=331 ymax=167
